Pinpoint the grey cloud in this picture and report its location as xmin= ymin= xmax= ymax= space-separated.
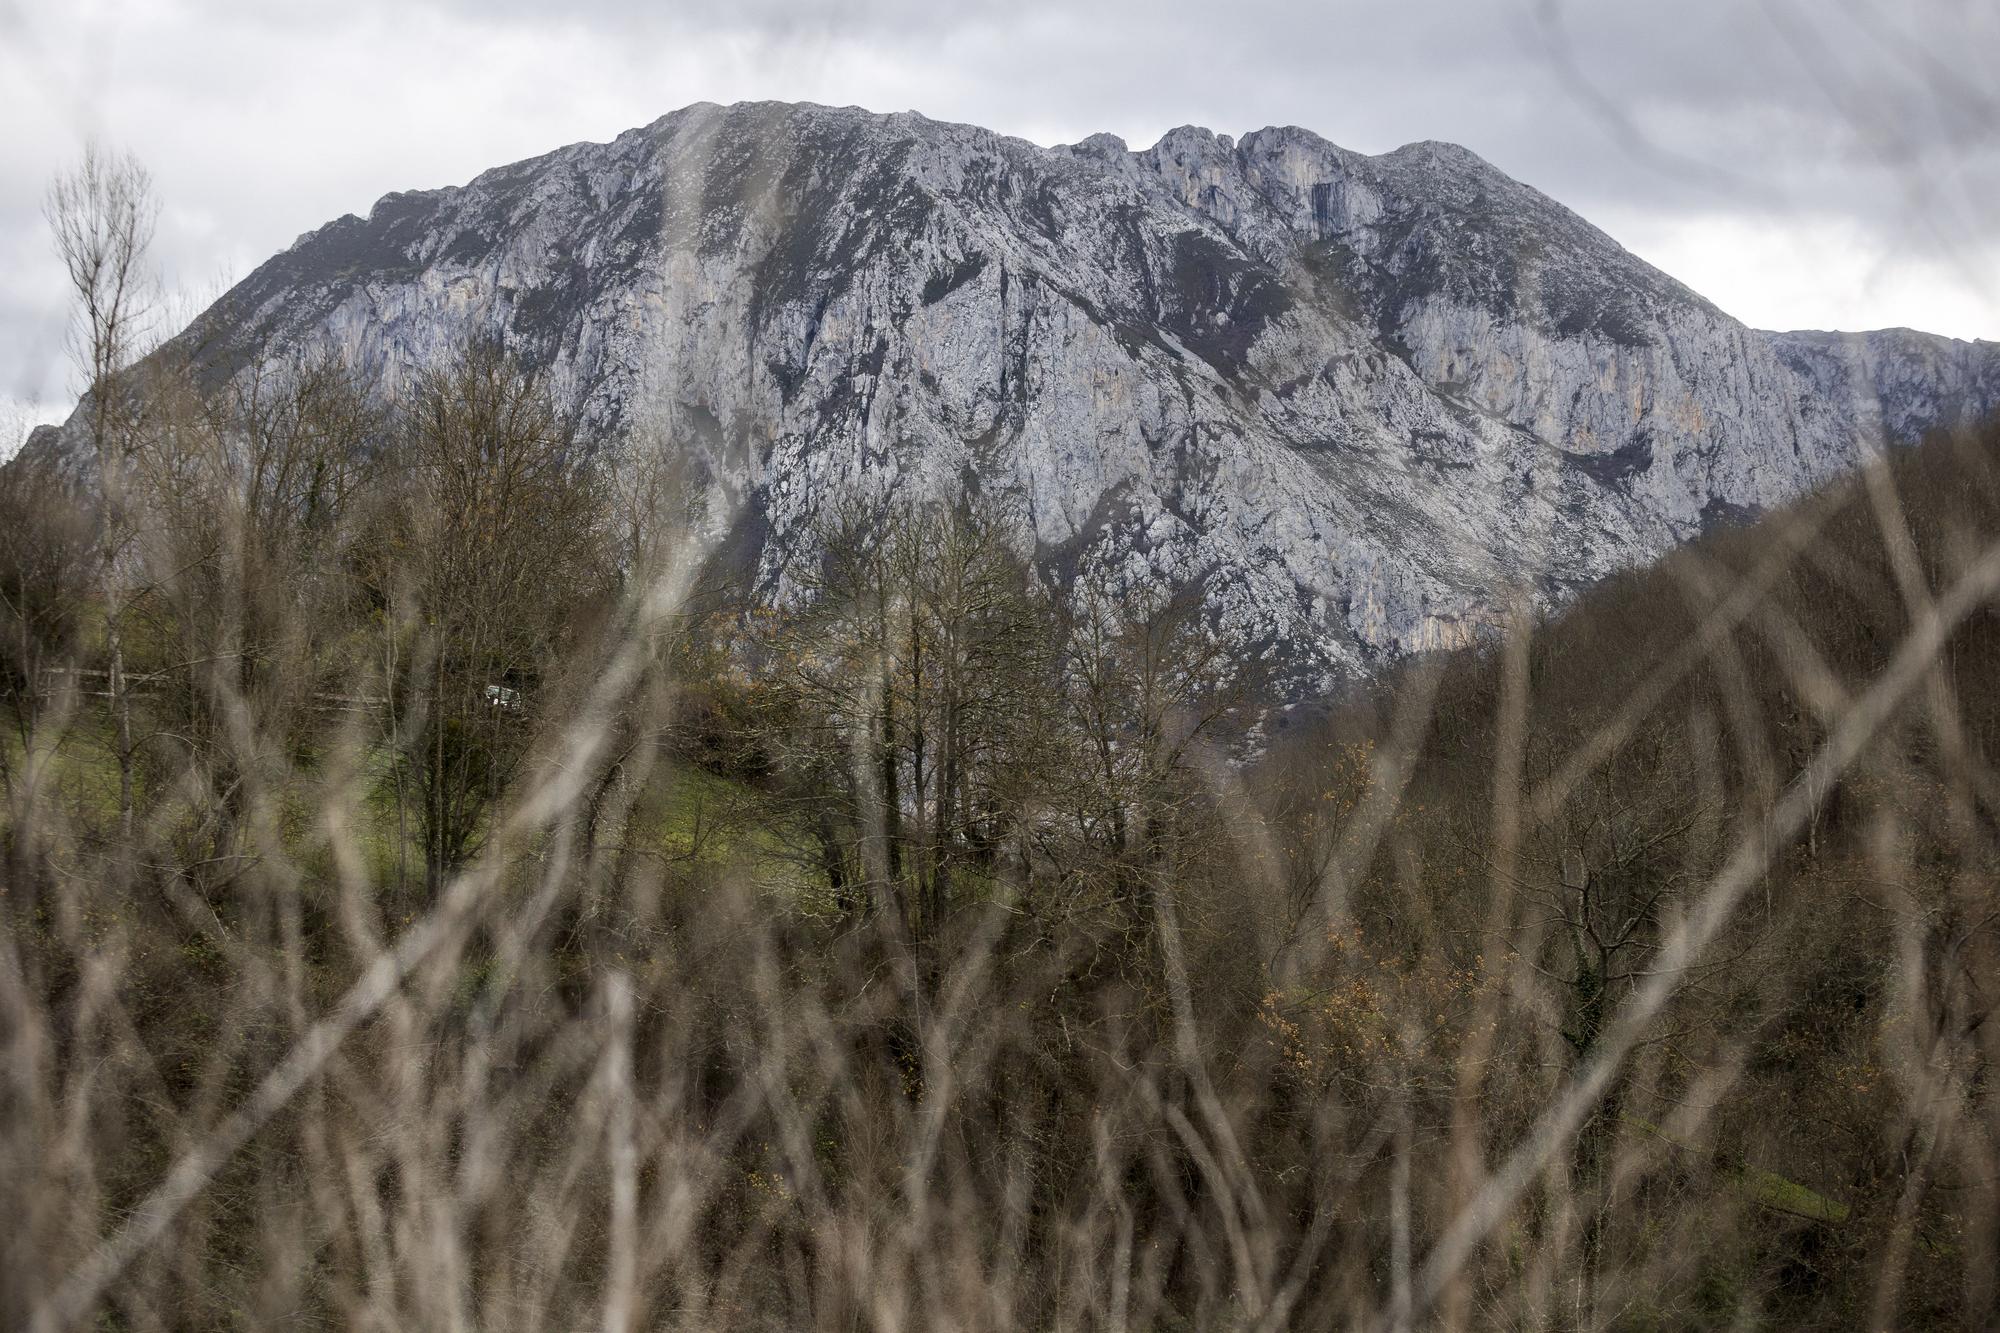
xmin=489 ymin=0 xmax=2000 ymax=240
xmin=3 ymin=0 xmax=1995 ymax=427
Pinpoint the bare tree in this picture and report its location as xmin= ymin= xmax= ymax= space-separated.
xmin=0 ymin=456 xmax=93 ymax=754
xmin=1040 ymin=574 xmax=1246 ymax=904
xmin=111 ymin=350 xmax=379 ymax=901
xmin=378 ymin=341 xmax=610 ymax=897
xmin=767 ymin=493 xmax=1049 ymax=936
xmin=45 ymin=144 xmax=158 ymax=842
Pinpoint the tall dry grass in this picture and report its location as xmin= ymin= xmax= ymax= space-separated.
xmin=4 ymin=399 xmax=2000 ymax=1331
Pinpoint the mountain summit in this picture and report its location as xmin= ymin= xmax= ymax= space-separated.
xmin=51 ymin=101 xmax=2000 ymax=681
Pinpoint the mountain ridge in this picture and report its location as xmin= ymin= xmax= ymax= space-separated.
xmin=28 ymin=100 xmax=2000 ymax=686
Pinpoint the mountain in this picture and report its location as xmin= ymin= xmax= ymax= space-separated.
xmin=32 ymin=101 xmax=2000 ymax=684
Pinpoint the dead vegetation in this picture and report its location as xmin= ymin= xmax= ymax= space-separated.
xmin=3 ymin=150 xmax=1999 ymax=1332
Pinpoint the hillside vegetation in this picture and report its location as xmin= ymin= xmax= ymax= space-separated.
xmin=4 ymin=150 xmax=1998 ymax=1328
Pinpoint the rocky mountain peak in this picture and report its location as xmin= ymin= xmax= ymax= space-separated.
xmin=27 ymin=101 xmax=2000 ymax=689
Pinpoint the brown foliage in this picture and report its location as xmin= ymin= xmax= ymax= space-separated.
xmin=6 ymin=322 xmax=2000 ymax=1328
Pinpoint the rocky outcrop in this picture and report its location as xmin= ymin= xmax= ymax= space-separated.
xmin=33 ymin=101 xmax=2000 ymax=686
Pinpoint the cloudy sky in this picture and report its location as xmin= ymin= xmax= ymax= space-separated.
xmin=4 ymin=0 xmax=1997 ymax=448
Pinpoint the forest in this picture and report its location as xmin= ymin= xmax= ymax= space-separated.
xmin=4 ymin=148 xmax=1999 ymax=1331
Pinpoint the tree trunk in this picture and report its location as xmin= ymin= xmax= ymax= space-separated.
xmin=108 ymin=601 xmax=134 ymax=845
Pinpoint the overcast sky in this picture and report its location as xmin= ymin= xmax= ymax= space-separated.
xmin=5 ymin=0 xmax=1998 ymax=449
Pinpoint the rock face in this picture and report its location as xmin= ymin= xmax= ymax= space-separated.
xmin=39 ymin=101 xmax=2000 ymax=684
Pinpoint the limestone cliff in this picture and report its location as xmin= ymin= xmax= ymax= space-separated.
xmin=31 ymin=101 xmax=2000 ymax=684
